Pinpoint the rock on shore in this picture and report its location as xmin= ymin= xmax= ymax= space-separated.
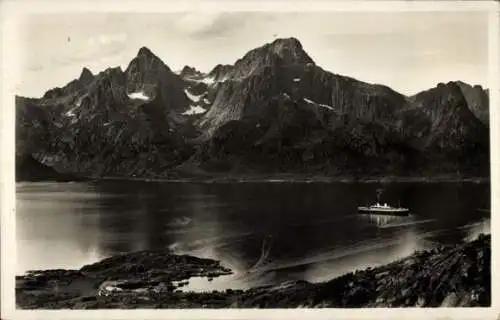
xmin=16 ymin=234 xmax=490 ymax=309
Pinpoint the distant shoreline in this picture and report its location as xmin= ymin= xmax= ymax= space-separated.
xmin=93 ymin=174 xmax=491 ymax=184
xmin=16 ymin=174 xmax=491 ymax=184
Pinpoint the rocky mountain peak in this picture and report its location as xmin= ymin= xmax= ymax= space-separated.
xmin=268 ymin=37 xmax=314 ymax=65
xmin=137 ymin=46 xmax=156 ymax=58
xmin=74 ymin=75 xmax=128 ymax=121
xmin=81 ymin=67 xmax=127 ymax=108
xmin=96 ymin=67 xmax=125 ymax=86
xmin=127 ymin=46 xmax=172 ymax=74
xmin=124 ymin=46 xmax=178 ymax=96
xmin=78 ymin=67 xmax=94 ymax=86
xmin=180 ymin=65 xmax=202 ymax=79
xmin=454 ymin=81 xmax=489 ymax=125
xmin=41 ymin=67 xmax=96 ymax=99
xmin=228 ymin=37 xmax=315 ymax=80
xmin=207 ymin=64 xmax=233 ymax=81
xmin=419 ymin=81 xmax=467 ymax=107
xmin=16 ymin=37 xmax=490 ymax=179
xmin=453 ymin=80 xmax=482 ymax=91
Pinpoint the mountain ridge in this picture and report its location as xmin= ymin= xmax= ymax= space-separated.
xmin=24 ymin=43 xmax=488 ymax=105
xmin=15 ymin=38 xmax=490 ymax=180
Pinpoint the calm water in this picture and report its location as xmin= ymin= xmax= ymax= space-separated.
xmin=16 ymin=181 xmax=490 ymax=290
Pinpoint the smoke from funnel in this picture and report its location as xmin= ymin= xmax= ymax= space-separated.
xmin=376 ymin=188 xmax=384 ymax=202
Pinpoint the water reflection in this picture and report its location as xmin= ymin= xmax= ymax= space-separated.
xmin=358 ymin=213 xmax=437 ymax=229
xmin=16 ymin=182 xmax=107 ymax=272
xmin=168 ymin=184 xmax=253 ymax=279
xmin=303 ymin=228 xmax=430 ymax=283
xmin=361 ymin=214 xmax=410 ymax=227
xmin=17 ymin=180 xmax=490 ymax=291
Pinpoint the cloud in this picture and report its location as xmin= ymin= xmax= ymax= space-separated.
xmin=48 ymin=43 xmax=126 ymax=68
xmin=43 ymin=33 xmax=128 ymax=68
xmin=173 ymin=12 xmax=220 ymax=35
xmin=172 ymin=12 xmax=248 ymax=39
xmin=18 ymin=11 xmax=488 ymax=98
xmin=88 ymin=33 xmax=128 ymax=46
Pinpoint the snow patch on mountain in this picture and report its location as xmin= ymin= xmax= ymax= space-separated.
xmin=128 ymin=91 xmax=150 ymax=101
xmin=184 ymin=89 xmax=203 ymax=102
xmin=200 ymin=77 xmax=215 ymax=85
xmin=64 ymin=98 xmax=84 ymax=118
xmin=182 ymin=105 xmax=207 ymax=115
xmin=193 ymin=75 xmax=229 ymax=85
xmin=303 ymin=98 xmax=335 ymax=111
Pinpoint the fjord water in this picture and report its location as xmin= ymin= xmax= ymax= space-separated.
xmin=16 ymin=181 xmax=490 ymax=290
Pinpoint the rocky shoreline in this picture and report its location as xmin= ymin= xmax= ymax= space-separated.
xmin=16 ymin=234 xmax=490 ymax=309
xmin=96 ymin=175 xmax=489 ymax=184
xmin=17 ymin=174 xmax=490 ymax=185
xmin=16 ymin=169 xmax=490 ymax=186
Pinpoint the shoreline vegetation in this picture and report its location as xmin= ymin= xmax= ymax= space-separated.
xmin=16 ymin=233 xmax=490 ymax=309
xmin=16 ymin=172 xmax=490 ymax=184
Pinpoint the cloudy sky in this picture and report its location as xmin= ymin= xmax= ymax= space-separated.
xmin=16 ymin=11 xmax=488 ymax=98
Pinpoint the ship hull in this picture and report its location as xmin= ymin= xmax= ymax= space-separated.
xmin=357 ymin=207 xmax=410 ymax=216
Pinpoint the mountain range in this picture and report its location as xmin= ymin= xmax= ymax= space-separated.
xmin=15 ymin=37 xmax=490 ymax=181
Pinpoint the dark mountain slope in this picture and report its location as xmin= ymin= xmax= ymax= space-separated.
xmin=16 ymin=154 xmax=83 ymax=182
xmin=399 ymin=82 xmax=489 ymax=176
xmin=198 ymin=38 xmax=407 ymax=140
xmin=124 ymin=47 xmax=189 ymax=113
xmin=455 ymin=81 xmax=489 ymax=125
xmin=15 ymin=38 xmax=490 ymax=180
xmin=16 ymin=48 xmax=196 ymax=179
xmin=190 ymin=38 xmax=488 ymax=177
xmin=42 ymin=67 xmax=95 ymax=100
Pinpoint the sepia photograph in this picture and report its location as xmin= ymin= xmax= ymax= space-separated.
xmin=1 ymin=1 xmax=498 ymax=319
